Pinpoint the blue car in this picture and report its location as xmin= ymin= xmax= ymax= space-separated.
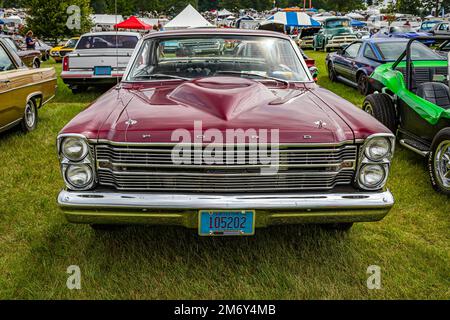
xmin=419 ymin=20 xmax=442 ymax=33
xmin=326 ymin=38 xmax=444 ymax=95
xmin=373 ymin=26 xmax=433 ymax=45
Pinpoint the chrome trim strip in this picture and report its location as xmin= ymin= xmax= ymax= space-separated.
xmin=58 ymin=189 xmax=394 ymax=210
xmin=399 ymin=139 xmax=428 ymax=157
xmin=89 ymin=139 xmax=358 ymax=147
xmin=0 ymin=118 xmax=21 ymax=132
xmin=42 ymin=94 xmax=55 ymax=106
xmin=0 ymin=77 xmax=57 ymax=94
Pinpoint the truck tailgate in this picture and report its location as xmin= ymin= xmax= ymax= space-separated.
xmin=67 ymin=49 xmax=134 ymax=71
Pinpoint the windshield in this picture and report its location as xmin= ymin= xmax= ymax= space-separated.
xmin=374 ymin=41 xmax=444 ymax=61
xmin=421 ymin=21 xmax=439 ymax=30
xmin=76 ymin=35 xmax=138 ymax=49
xmin=126 ymin=35 xmax=309 ymax=82
xmin=3 ymin=38 xmax=18 ymax=52
xmin=325 ymin=19 xmax=350 ymax=28
xmin=65 ymin=38 xmax=78 ymax=48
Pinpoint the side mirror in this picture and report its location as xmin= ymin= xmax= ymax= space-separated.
xmin=309 ymin=66 xmax=319 ymax=81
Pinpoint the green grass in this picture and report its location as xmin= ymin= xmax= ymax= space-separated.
xmin=0 ymin=56 xmax=448 ymax=299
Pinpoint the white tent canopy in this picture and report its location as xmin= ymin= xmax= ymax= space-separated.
xmin=164 ymin=4 xmax=213 ymax=30
xmin=218 ymin=9 xmax=233 ymax=17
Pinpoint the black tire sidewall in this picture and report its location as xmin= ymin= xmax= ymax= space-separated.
xmin=358 ymin=73 xmax=369 ymax=95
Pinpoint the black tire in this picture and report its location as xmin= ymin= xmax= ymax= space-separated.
xmin=428 ymin=128 xmax=450 ymax=195
xmin=328 ymin=62 xmax=337 ymax=82
xmin=320 ymin=223 xmax=353 ymax=232
xmin=71 ymin=85 xmax=87 ymax=94
xmin=363 ymin=93 xmax=397 ymax=133
xmin=32 ymin=58 xmax=40 ymax=69
xmin=20 ymin=100 xmax=38 ymax=132
xmin=357 ymin=72 xmax=371 ymax=96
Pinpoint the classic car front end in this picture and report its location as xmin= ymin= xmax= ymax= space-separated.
xmin=314 ymin=17 xmax=358 ymax=52
xmin=57 ymin=29 xmax=395 ymax=234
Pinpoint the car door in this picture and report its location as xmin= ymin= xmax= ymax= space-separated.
xmin=0 ymin=42 xmax=20 ymax=129
xmin=335 ymin=42 xmax=362 ymax=81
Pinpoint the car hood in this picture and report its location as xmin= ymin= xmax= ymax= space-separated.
xmin=50 ymin=46 xmax=64 ymax=52
xmin=61 ymin=77 xmax=390 ymax=144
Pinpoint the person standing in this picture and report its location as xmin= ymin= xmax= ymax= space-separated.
xmin=25 ymin=30 xmax=35 ymax=50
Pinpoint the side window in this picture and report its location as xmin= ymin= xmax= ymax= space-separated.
xmin=364 ymin=44 xmax=377 ymax=60
xmin=0 ymin=44 xmax=16 ymax=72
xmin=344 ymin=43 xmax=361 ymax=59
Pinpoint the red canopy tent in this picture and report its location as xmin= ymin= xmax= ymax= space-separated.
xmin=114 ymin=16 xmax=151 ymax=30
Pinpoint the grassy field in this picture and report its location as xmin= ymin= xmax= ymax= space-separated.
xmin=0 ymin=54 xmax=448 ymax=299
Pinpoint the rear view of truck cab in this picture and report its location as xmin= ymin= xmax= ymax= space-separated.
xmin=61 ymin=31 xmax=140 ymax=93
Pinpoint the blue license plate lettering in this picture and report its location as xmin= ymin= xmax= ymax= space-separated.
xmin=199 ymin=210 xmax=255 ymax=236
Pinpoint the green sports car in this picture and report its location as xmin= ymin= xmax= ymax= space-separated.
xmin=363 ymin=37 xmax=450 ymax=195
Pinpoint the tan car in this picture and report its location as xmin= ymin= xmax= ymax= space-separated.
xmin=0 ymin=38 xmax=57 ymax=133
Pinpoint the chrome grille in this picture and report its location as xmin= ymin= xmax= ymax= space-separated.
xmin=94 ymin=143 xmax=358 ymax=192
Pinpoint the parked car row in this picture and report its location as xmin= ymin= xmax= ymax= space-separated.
xmin=1 ymin=28 xmax=447 ymax=236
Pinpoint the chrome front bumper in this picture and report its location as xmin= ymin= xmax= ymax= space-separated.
xmin=58 ymin=189 xmax=394 ymax=227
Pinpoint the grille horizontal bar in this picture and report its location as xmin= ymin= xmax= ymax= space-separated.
xmin=94 ymin=143 xmax=358 ymax=192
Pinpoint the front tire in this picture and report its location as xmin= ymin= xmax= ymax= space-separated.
xmin=328 ymin=62 xmax=337 ymax=82
xmin=428 ymin=128 xmax=450 ymax=195
xmin=357 ymin=73 xmax=371 ymax=96
xmin=363 ymin=93 xmax=397 ymax=133
xmin=20 ymin=100 xmax=37 ymax=132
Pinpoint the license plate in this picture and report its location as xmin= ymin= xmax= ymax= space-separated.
xmin=94 ymin=66 xmax=112 ymax=76
xmin=198 ymin=210 xmax=255 ymax=236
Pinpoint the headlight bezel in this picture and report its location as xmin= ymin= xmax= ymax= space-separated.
xmin=358 ymin=163 xmax=388 ymax=190
xmin=57 ymin=134 xmax=96 ymax=191
xmin=63 ymin=163 xmax=94 ymax=189
xmin=364 ymin=136 xmax=392 ymax=161
xmin=61 ymin=136 xmax=89 ymax=161
xmin=356 ymin=133 xmax=395 ymax=191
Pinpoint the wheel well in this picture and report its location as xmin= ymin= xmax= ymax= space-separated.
xmin=27 ymin=93 xmax=43 ymax=109
xmin=356 ymin=70 xmax=366 ymax=81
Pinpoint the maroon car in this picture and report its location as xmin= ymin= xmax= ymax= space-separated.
xmin=57 ymin=29 xmax=395 ymax=234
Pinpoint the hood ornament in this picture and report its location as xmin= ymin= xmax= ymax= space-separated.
xmin=125 ymin=119 xmax=137 ymax=126
xmin=314 ymin=120 xmax=327 ymax=129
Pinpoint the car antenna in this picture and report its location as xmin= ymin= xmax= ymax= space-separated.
xmin=114 ymin=0 xmax=120 ymax=91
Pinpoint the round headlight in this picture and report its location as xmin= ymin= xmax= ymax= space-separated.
xmin=365 ymin=137 xmax=391 ymax=161
xmin=359 ymin=164 xmax=386 ymax=189
xmin=62 ymin=137 xmax=88 ymax=161
xmin=65 ymin=164 xmax=93 ymax=189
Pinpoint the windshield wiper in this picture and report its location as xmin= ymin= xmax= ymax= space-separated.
xmin=215 ymin=71 xmax=290 ymax=86
xmin=134 ymin=73 xmax=191 ymax=81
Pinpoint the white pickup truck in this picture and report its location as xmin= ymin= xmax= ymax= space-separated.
xmin=61 ymin=31 xmax=140 ymax=93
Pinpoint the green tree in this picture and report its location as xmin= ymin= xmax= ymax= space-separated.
xmin=25 ymin=0 xmax=92 ymax=42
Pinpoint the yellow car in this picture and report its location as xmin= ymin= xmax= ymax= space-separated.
xmin=49 ymin=37 xmax=79 ymax=62
xmin=0 ymin=38 xmax=57 ymax=133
